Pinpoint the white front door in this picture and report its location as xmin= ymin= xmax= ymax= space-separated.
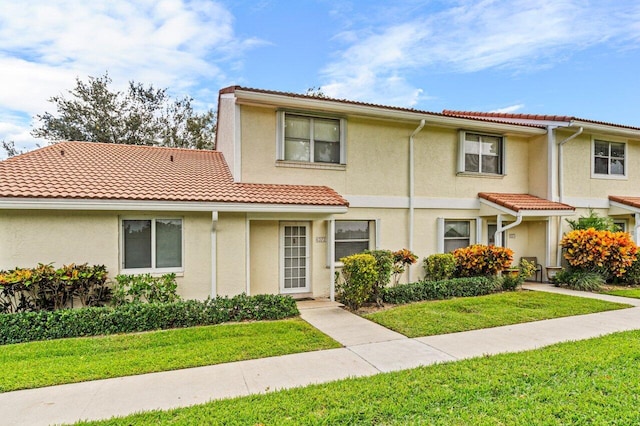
xmin=280 ymin=222 xmax=310 ymax=294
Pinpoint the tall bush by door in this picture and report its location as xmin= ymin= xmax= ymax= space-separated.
xmin=364 ymin=249 xmax=394 ymax=306
xmin=337 ymin=253 xmax=378 ymax=310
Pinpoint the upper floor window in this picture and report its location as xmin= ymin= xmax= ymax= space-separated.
xmin=121 ymin=218 xmax=183 ymax=272
xmin=279 ymin=112 xmax=345 ymax=165
xmin=458 ymin=132 xmax=504 ymax=175
xmin=593 ymin=139 xmax=625 ymax=177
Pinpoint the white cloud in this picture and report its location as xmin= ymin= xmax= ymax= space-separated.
xmin=321 ymin=0 xmax=640 ymax=106
xmin=491 ymin=104 xmax=525 ymax=114
xmin=0 ymin=0 xmax=258 ymax=153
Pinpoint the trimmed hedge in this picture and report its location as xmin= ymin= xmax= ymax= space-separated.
xmin=0 ymin=293 xmax=299 ymax=345
xmin=381 ymin=276 xmax=501 ymax=305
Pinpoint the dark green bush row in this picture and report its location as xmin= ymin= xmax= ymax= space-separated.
xmin=0 ymin=293 xmax=299 ymax=345
xmin=381 ymin=276 xmax=502 ymax=305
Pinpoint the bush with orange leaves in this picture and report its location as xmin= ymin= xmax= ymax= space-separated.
xmin=452 ymin=244 xmax=514 ymax=277
xmin=560 ymin=228 xmax=637 ymax=277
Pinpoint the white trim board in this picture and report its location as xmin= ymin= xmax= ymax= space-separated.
xmin=345 ymin=195 xmax=479 ymax=209
xmin=0 ymin=198 xmax=348 ymax=214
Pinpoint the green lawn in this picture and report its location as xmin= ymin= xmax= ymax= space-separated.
xmin=0 ymin=318 xmax=340 ymax=393
xmin=364 ymin=291 xmax=630 ymax=337
xmin=601 ymin=288 xmax=640 ymax=299
xmin=77 ymin=329 xmax=640 ymax=425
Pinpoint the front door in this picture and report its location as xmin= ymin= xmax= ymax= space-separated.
xmin=280 ymin=222 xmax=310 ymax=294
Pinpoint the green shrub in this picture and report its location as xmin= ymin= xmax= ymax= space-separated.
xmin=501 ymin=259 xmax=537 ymax=291
xmin=0 ymin=293 xmax=299 ymax=345
xmin=621 ymin=258 xmax=640 ymax=285
xmin=566 ymin=209 xmax=618 ymax=231
xmin=381 ymin=276 xmax=501 ymax=304
xmin=452 ymin=245 xmax=513 ymax=277
xmin=553 ymin=269 xmax=605 ymax=291
xmin=423 ymin=253 xmax=456 ymax=281
xmin=560 ymin=228 xmax=637 ymax=278
xmin=0 ymin=263 xmax=110 ymax=313
xmin=364 ymin=249 xmax=394 ymax=306
xmin=337 ymin=253 xmax=378 ymax=310
xmin=111 ymin=273 xmax=180 ymax=306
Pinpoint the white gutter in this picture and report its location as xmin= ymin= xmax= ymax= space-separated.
xmin=556 ymin=126 xmax=583 ymax=265
xmin=408 ymin=119 xmax=425 ymax=282
xmin=0 ymin=197 xmax=348 ymax=214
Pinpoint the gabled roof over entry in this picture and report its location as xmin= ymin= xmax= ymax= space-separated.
xmin=478 ymin=192 xmax=575 ymax=217
xmin=0 ymin=142 xmax=348 ymax=211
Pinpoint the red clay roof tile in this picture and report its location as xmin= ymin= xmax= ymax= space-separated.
xmin=443 ymin=110 xmax=640 ymax=132
xmin=609 ymin=195 xmax=640 ymax=209
xmin=0 ymin=142 xmax=348 ymax=207
xmin=479 ymin=192 xmax=575 ymax=212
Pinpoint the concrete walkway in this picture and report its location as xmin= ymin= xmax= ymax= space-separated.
xmin=3 ymin=285 xmax=640 ymax=425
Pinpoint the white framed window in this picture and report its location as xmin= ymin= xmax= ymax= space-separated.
xmin=443 ymin=220 xmax=471 ymax=252
xmin=592 ymin=139 xmax=626 ymax=177
xmin=277 ymin=112 xmax=346 ymax=164
xmin=121 ymin=218 xmax=183 ymax=273
xmin=334 ymin=220 xmax=374 ymax=262
xmin=613 ymin=220 xmax=627 ymax=232
xmin=458 ymin=131 xmax=504 ymax=175
xmin=437 ymin=218 xmax=479 ymax=253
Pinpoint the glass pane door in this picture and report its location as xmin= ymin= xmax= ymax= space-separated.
xmin=281 ymin=224 xmax=310 ymax=293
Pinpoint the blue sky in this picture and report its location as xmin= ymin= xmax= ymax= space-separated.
xmin=1 ymin=0 xmax=640 ymax=155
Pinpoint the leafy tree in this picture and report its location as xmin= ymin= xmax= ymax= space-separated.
xmin=1 ymin=140 xmax=23 ymax=158
xmin=31 ymin=73 xmax=216 ymax=149
xmin=305 ymin=86 xmax=327 ymax=98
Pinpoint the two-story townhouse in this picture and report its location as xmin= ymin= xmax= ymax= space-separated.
xmin=1 ymin=86 xmax=639 ymax=300
xmin=443 ymin=111 xmax=640 ymax=267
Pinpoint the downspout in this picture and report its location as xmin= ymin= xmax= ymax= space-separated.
xmin=635 ymin=213 xmax=640 ymax=245
xmin=495 ymin=213 xmax=523 ymax=246
xmin=408 ymin=119 xmax=426 ymax=282
xmin=556 ymin=126 xmax=583 ymax=265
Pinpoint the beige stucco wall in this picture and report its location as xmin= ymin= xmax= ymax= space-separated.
xmin=562 ymin=132 xmax=640 ymax=199
xmin=0 ymin=209 xmax=213 ymax=300
xmin=249 ymin=220 xmax=279 ymax=295
xmin=0 ymin=210 xmax=119 ymax=273
xmin=527 ymin=134 xmax=549 ymax=199
xmin=216 ymin=212 xmax=247 ymax=296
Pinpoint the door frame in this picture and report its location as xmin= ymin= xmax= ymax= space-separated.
xmin=279 ymin=222 xmax=311 ymax=294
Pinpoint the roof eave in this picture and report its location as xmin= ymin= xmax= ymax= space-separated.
xmin=479 ymin=198 xmax=574 ymax=217
xmin=0 ymin=197 xmax=349 ymax=214
xmin=232 ymin=89 xmax=546 ymax=136
xmin=569 ymin=121 xmax=640 ymax=139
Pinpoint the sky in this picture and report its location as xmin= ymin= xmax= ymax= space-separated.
xmin=1 ymin=0 xmax=640 ymax=156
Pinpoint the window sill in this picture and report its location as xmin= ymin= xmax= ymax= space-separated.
xmin=590 ymin=173 xmax=627 ymax=180
xmin=456 ymin=172 xmax=504 ymax=179
xmin=120 ymin=269 xmax=184 ymax=277
xmin=276 ymin=160 xmax=346 ymax=171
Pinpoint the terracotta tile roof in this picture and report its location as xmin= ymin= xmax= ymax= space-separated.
xmin=0 ymin=142 xmax=348 ymax=207
xmin=609 ymin=195 xmax=640 ymax=209
xmin=443 ymin=110 xmax=640 ymax=132
xmin=220 ymin=86 xmax=546 ymax=129
xmin=479 ymin=192 xmax=575 ymax=212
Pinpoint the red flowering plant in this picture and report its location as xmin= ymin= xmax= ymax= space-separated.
xmin=560 ymin=228 xmax=637 ymax=278
xmin=452 ymin=244 xmax=513 ymax=277
xmin=391 ymin=249 xmax=418 ymax=284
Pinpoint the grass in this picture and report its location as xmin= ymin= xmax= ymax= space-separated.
xmin=77 ymin=329 xmax=640 ymax=425
xmin=364 ymin=290 xmax=630 ymax=337
xmin=601 ymin=288 xmax=640 ymax=299
xmin=0 ymin=318 xmax=340 ymax=393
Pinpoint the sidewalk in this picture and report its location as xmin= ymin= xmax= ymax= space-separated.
xmin=2 ymin=285 xmax=640 ymax=425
